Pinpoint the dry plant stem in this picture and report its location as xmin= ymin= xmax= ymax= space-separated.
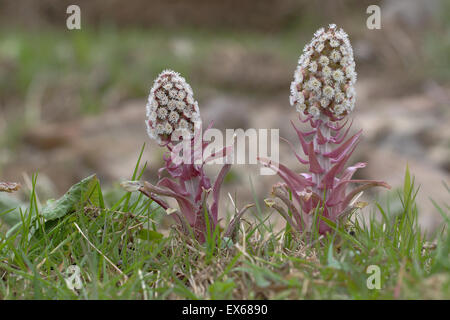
xmin=0 ymin=182 xmax=21 ymax=193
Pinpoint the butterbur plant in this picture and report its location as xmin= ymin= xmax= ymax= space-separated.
xmin=122 ymin=70 xmax=250 ymax=244
xmin=260 ymin=24 xmax=390 ymax=235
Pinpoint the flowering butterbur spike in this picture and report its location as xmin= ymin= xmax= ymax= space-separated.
xmin=123 ymin=70 xmax=249 ymax=243
xmin=146 ymin=70 xmax=201 ymax=145
xmin=261 ymin=25 xmax=390 ymax=236
xmin=290 ymin=24 xmax=357 ymax=121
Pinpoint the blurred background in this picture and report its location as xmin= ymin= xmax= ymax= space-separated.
xmin=0 ymin=0 xmax=449 ymax=232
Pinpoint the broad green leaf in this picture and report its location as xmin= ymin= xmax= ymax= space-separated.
xmin=5 ymin=175 xmax=98 ymax=238
xmin=40 ymin=174 xmax=98 ymax=220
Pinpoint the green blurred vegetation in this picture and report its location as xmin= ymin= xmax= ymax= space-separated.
xmin=0 ymin=4 xmax=449 ymax=155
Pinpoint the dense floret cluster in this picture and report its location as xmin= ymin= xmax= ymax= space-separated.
xmin=146 ymin=70 xmax=201 ymax=144
xmin=289 ymin=24 xmax=357 ymax=121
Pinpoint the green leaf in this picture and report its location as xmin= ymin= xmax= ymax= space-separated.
xmin=0 ymin=194 xmax=27 ymax=227
xmin=5 ymin=175 xmax=98 ymax=238
xmin=209 ymin=280 xmax=236 ymax=300
xmin=327 ymin=242 xmax=342 ymax=270
xmin=403 ymin=164 xmax=411 ymax=202
xmin=220 ymin=237 xmax=234 ymax=249
xmin=137 ymin=229 xmax=164 ymax=241
xmin=40 ymin=174 xmax=98 ymax=220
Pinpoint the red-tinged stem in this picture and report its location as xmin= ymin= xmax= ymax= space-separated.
xmin=312 ymin=116 xmax=332 ymax=199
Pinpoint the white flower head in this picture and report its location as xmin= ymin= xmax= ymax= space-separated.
xmin=146 ymin=70 xmax=201 ymax=144
xmin=289 ymin=24 xmax=357 ymax=120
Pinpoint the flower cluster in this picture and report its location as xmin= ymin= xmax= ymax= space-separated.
xmin=124 ymin=70 xmax=250 ymax=243
xmin=289 ymin=24 xmax=357 ymax=121
xmin=261 ymin=25 xmax=389 ymax=236
xmin=260 ymin=117 xmax=390 ymax=235
xmin=146 ymin=70 xmax=201 ymax=145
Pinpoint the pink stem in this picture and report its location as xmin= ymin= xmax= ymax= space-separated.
xmin=311 ymin=117 xmax=332 ymax=200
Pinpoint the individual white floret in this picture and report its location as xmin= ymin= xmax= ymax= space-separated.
xmin=320 ymin=98 xmax=330 ymax=108
xmin=148 ymin=111 xmax=157 ymax=122
xmin=164 ymin=122 xmax=173 ymax=134
xmin=186 ymin=94 xmax=194 ymax=104
xmin=309 ymin=61 xmax=318 ymax=73
xmin=319 ymin=56 xmax=329 ymax=66
xmin=323 ymin=85 xmax=335 ymax=99
xmin=329 ymin=39 xmax=340 ymax=48
xmin=155 ymin=123 xmax=165 ymax=135
xmin=163 ymin=82 xmax=173 ymax=90
xmin=179 ymin=119 xmax=189 ymax=129
xmin=167 ymin=99 xmax=177 ymax=111
xmin=157 ymin=107 xmax=168 ymax=119
xmin=168 ymin=111 xmax=179 ymax=123
xmin=332 ymin=69 xmax=344 ymax=83
xmin=330 ymin=50 xmax=341 ymax=63
xmin=335 ymin=92 xmax=345 ymax=103
xmin=169 ymin=89 xmax=178 ymax=99
xmin=334 ymin=104 xmax=345 ymax=116
xmin=176 ymin=100 xmax=186 ymax=111
xmin=316 ymin=43 xmax=325 ymax=53
xmin=308 ymin=77 xmax=322 ymax=92
xmin=156 ymin=90 xmax=166 ymax=101
xmin=159 ymin=95 xmax=168 ymax=106
xmin=177 ymin=90 xmax=186 ymax=101
xmin=322 ymin=66 xmax=332 ymax=78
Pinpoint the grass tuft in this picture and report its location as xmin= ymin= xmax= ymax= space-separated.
xmin=0 ymin=161 xmax=448 ymax=299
